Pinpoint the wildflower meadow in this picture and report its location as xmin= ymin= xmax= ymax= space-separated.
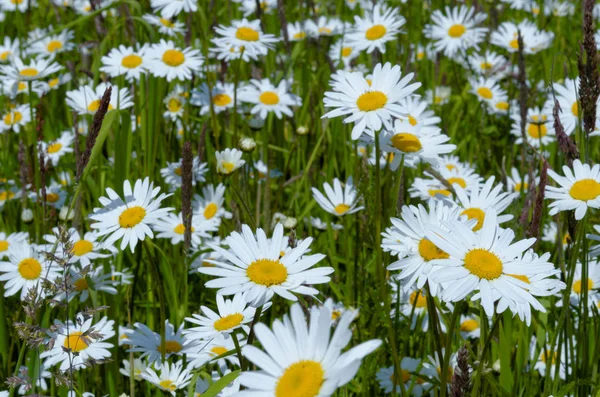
xmin=1 ymin=0 xmax=600 ymax=396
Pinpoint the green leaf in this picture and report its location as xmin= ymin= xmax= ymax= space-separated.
xmin=201 ymin=370 xmax=240 ymax=397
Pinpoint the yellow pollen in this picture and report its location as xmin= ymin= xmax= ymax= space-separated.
xmin=409 ymin=291 xmax=428 ymax=308
xmin=365 ymin=24 xmax=387 ymax=40
xmin=275 ymin=360 xmax=324 ymax=397
xmin=48 ymin=78 xmax=59 ymax=87
xmin=260 ymin=91 xmax=280 ymax=105
xmin=447 ymin=177 xmax=466 ymax=188
xmin=160 ymin=18 xmax=174 ymax=28
xmin=540 ymin=351 xmax=558 ymax=364
xmin=461 ymin=207 xmax=485 ymax=231
xmin=408 ymin=115 xmax=418 ymax=126
xmin=221 ymin=161 xmax=236 ymax=174
xmin=121 ymin=54 xmax=142 ymax=69
xmin=162 ymin=49 xmax=185 ymax=67
xmin=480 ymin=62 xmax=492 ymax=70
xmin=495 ymin=101 xmax=509 ymax=111
xmin=476 ymin=87 xmax=493 ymax=100
xmin=509 ymin=39 xmax=520 ymax=49
xmin=417 ymin=51 xmax=425 ymax=60
xmin=391 ymin=133 xmax=422 ymax=153
xmin=0 ymin=241 xmax=9 ymax=252
xmin=0 ymin=191 xmax=15 ymax=201
xmin=87 ymin=99 xmax=114 ymax=113
xmin=174 ymin=224 xmax=194 ymax=234
xmin=17 ymin=82 xmax=26 ymax=91
xmin=214 ymin=313 xmax=244 ymax=331
xmin=318 ymin=27 xmax=332 ymax=34
xmin=167 ymin=98 xmax=182 ymax=113
xmin=203 ymin=202 xmax=218 ymax=219
xmin=418 ymin=238 xmax=449 ymax=261
xmin=341 ymin=47 xmax=352 ymax=57
xmin=0 ymin=51 xmax=11 ymax=61
xmin=236 ymin=27 xmax=260 ymax=41
xmin=331 ymin=310 xmax=341 ymax=320
xmin=213 ymin=93 xmax=232 ymax=107
xmin=211 ymin=346 xmax=228 ymax=356
xmin=174 ymin=167 xmax=182 ymax=176
xmin=514 ymin=182 xmax=528 ymax=192
xmin=46 ymin=193 xmax=60 ymax=203
xmin=47 ymin=143 xmax=63 ymax=154
xmin=571 ymin=101 xmax=579 ymax=117
xmin=72 ymin=240 xmax=93 ymax=256
xmin=464 ymin=249 xmax=503 ymax=280
xmin=246 ymin=259 xmax=287 ymax=286
xmin=334 ymin=203 xmax=350 ymax=215
xmin=3 ymin=111 xmax=22 ymax=125
xmin=428 ymin=189 xmax=451 ymax=197
xmin=573 ymin=278 xmax=593 ymax=294
xmin=18 ymin=258 xmax=42 ymax=280
xmin=448 ymin=24 xmax=466 ymax=38
xmin=527 ymin=123 xmax=547 ymax=138
xmin=569 ymin=179 xmax=600 ymax=201
xmin=74 ymin=277 xmax=89 ymax=291
xmin=460 ymin=319 xmax=479 ymax=332
xmin=118 ymin=206 xmax=146 ymax=228
xmin=293 ymin=32 xmax=307 ymax=40
xmin=63 ymin=331 xmax=89 ymax=353
xmin=47 ymin=40 xmax=63 ymax=53
xmin=562 ymin=233 xmax=571 ymax=246
xmin=390 ymin=370 xmax=412 ymax=385
xmin=356 ymin=91 xmax=387 ymax=111
xmin=159 ymin=380 xmax=177 ymax=391
xmin=160 ymin=340 xmax=182 ymax=354
xmin=19 ymin=68 xmax=39 ymax=78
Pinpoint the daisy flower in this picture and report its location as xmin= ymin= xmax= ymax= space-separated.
xmin=546 ymin=160 xmax=600 ymax=220
xmin=160 ymin=157 xmax=208 ymax=191
xmin=376 ymin=358 xmax=430 ymax=395
xmin=0 ymin=57 xmax=61 ymax=81
xmin=392 ymin=284 xmax=441 ymax=332
xmin=531 ymin=337 xmax=568 ymax=380
xmin=0 ymin=0 xmax=36 ymax=12
xmin=184 ymin=293 xmax=260 ymax=340
xmin=307 ymin=216 xmax=344 ymax=231
xmin=424 ymin=6 xmax=488 ymax=57
xmin=459 ymin=314 xmax=481 ymax=339
xmin=490 ymin=20 xmax=554 ymax=55
xmin=150 ymin=0 xmax=197 ymax=18
xmin=323 ymin=62 xmax=421 ymax=140
xmin=146 ymin=39 xmax=203 ymax=82
xmin=510 ymin=106 xmax=555 ymax=147
xmin=28 ymin=29 xmax=74 ymax=59
xmin=239 ymin=78 xmax=301 ymax=120
xmin=100 ymin=44 xmax=148 ymax=81
xmin=43 ymin=227 xmax=114 ymax=266
xmin=426 ymin=86 xmax=452 ymax=106
xmin=469 ymin=77 xmax=506 ymax=104
xmin=142 ymin=361 xmax=192 ymax=395
xmin=240 ymin=0 xmax=276 ymax=17
xmin=467 ymin=50 xmax=510 ymax=78
xmin=0 ymin=232 xmax=28 ymax=257
xmin=380 ymin=119 xmax=455 ymax=169
xmin=239 ymin=303 xmax=382 ymax=396
xmin=346 ymin=4 xmax=405 ymax=54
xmin=200 ymin=223 xmax=332 ymax=307
xmin=452 ymin=176 xmax=518 ymax=231
xmin=386 ymin=201 xmax=475 ymax=296
xmin=142 ymin=14 xmax=185 ymax=36
xmin=186 ymin=333 xmax=244 ymax=369
xmin=191 ymin=81 xmax=237 ymax=115
xmin=41 ymin=131 xmax=74 ymax=166
xmin=163 ymin=88 xmax=187 ymax=120
xmin=564 ymin=259 xmax=600 ymax=309
xmin=40 ymin=315 xmax=115 ymax=371
xmin=0 ymin=243 xmax=60 ymax=300
xmin=55 ymin=266 xmax=119 ymax=302
xmin=194 ymin=370 xmax=240 ymax=396
xmin=328 ymin=39 xmax=359 ymax=66
xmin=0 ymin=104 xmax=32 ymax=133
xmin=424 ymin=210 xmax=553 ymax=320
xmin=194 ymin=183 xmax=232 ymax=221
xmin=45 ymin=73 xmax=71 ymax=91
xmin=287 ymin=21 xmax=309 ymax=41
xmin=66 ymin=82 xmax=133 ymax=115
xmin=542 ymin=221 xmax=572 ymax=248
xmin=396 ymin=96 xmax=442 ymax=134
xmin=124 ymin=321 xmax=193 ymax=365
xmin=152 ymin=212 xmax=218 ymax=249
xmin=120 ymin=358 xmax=148 ymax=381
xmin=212 ymin=19 xmax=279 ymax=61
xmin=89 ymin=178 xmax=173 ymax=252
xmin=215 ymin=148 xmax=245 ymax=175
xmin=433 ymin=166 xmax=482 ymax=192
xmin=506 ymin=167 xmax=539 ymax=193
xmin=548 ymin=78 xmax=596 ymax=135
xmin=305 ymin=16 xmax=345 ymax=37
xmin=0 ymin=37 xmax=19 ymax=63
xmin=588 ymin=225 xmax=600 ymax=257
xmin=312 ymin=177 xmax=364 ymax=216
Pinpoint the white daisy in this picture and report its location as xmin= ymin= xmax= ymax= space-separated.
xmin=43 ymin=227 xmax=115 ymax=266
xmin=506 ymin=167 xmax=539 ymax=193
xmin=328 ymin=39 xmax=359 ymax=66
xmin=28 ymin=29 xmax=74 ymax=59
xmin=212 ymin=18 xmax=279 ymax=61
xmin=546 ymin=160 xmax=600 ymax=220
xmin=191 ymin=81 xmax=237 ymax=115
xmin=146 ymin=39 xmax=204 ymax=82
xmin=469 ymin=77 xmax=506 ymax=104
xmin=459 ymin=314 xmax=481 ymax=339
xmin=186 ymin=333 xmax=244 ymax=369
xmin=200 ymin=223 xmax=332 ymax=307
xmin=100 ymin=44 xmax=148 ymax=81
xmin=424 ymin=6 xmax=488 ymax=57
xmin=66 ymin=82 xmax=133 ymax=115
xmin=346 ymin=4 xmax=406 ymax=54
xmin=0 ymin=57 xmax=61 ymax=81
xmin=124 ymin=321 xmax=193 ymax=365
xmin=152 ymin=212 xmax=219 ymax=249
xmin=510 ymin=106 xmax=556 ymax=148
xmin=41 ymin=131 xmax=74 ymax=166
xmin=490 ymin=20 xmax=554 ymax=55
xmin=215 ymin=148 xmax=245 ymax=175
xmin=306 ymin=16 xmax=345 ymax=37
xmin=150 ymin=0 xmax=197 ymax=18
xmin=89 ymin=178 xmax=173 ymax=252
xmin=120 ymin=358 xmax=148 ymax=381
xmin=466 ymin=50 xmax=510 ymax=78
xmin=0 ymin=104 xmax=32 ymax=133
xmin=55 ymin=265 xmax=119 ymax=302
xmin=239 ymin=78 xmax=301 ymax=120
xmin=0 ymin=37 xmax=20 ymax=63
xmin=142 ymin=14 xmax=185 ymax=36
xmin=142 ymin=361 xmax=193 ymax=395
xmin=376 ymin=358 xmax=429 ymax=395
xmin=0 ymin=231 xmax=28 ymax=258
xmin=548 ymin=78 xmax=596 ymax=135
xmin=160 ymin=157 xmax=208 ymax=191
xmin=193 ymin=183 xmax=232 ymax=221
xmin=312 ymin=177 xmax=364 ymax=216
xmin=287 ymin=21 xmax=309 ymax=41
xmin=307 ymin=216 xmax=344 ymax=231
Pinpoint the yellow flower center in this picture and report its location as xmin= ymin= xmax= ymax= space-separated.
xmin=318 ymin=27 xmax=332 ymax=34
xmin=18 ymin=258 xmax=42 ymax=280
xmin=19 ymin=68 xmax=39 ymax=78
xmin=391 ymin=133 xmax=422 ymax=153
xmin=514 ymin=182 xmax=528 ymax=192
xmin=509 ymin=39 xmax=520 ymax=49
xmin=160 ymin=18 xmax=174 ymax=28
xmin=571 ymin=101 xmax=579 ymax=117
xmin=162 ymin=49 xmax=185 ymax=67
xmin=168 ymin=98 xmax=182 ymax=113
xmin=464 ymin=249 xmax=503 ymax=280
xmin=63 ymin=331 xmax=89 ymax=353
xmin=447 ymin=177 xmax=467 ymax=188
xmin=17 ymin=82 xmax=26 ymax=91
xmin=342 ymin=47 xmax=352 ymax=57
xmin=418 ymin=238 xmax=449 ymax=261
xmin=48 ymin=78 xmax=59 ymax=88
xmin=0 ymin=241 xmax=9 ymax=252
xmin=221 ymin=161 xmax=236 ymax=174
xmin=46 ymin=193 xmax=60 ymax=203
xmin=569 ymin=179 xmax=600 ymax=201
xmin=390 ymin=370 xmax=412 ymax=385
xmin=476 ymin=87 xmax=493 ymax=100
xmin=527 ymin=123 xmax=547 ymax=138
xmin=260 ymin=91 xmax=280 ymax=105
xmin=573 ymin=278 xmax=593 ymax=294
xmin=0 ymin=51 xmax=11 ymax=61
xmin=508 ymin=274 xmax=530 ymax=284
xmin=87 ymin=99 xmax=114 ymax=113
xmin=74 ymin=277 xmax=89 ymax=291
xmin=121 ymin=54 xmax=143 ymax=69
xmin=211 ymin=346 xmax=228 ymax=356
xmin=159 ymin=380 xmax=177 ymax=391
xmin=203 ymin=202 xmax=218 ymax=219
xmin=213 ymin=93 xmax=232 ymax=107
xmin=118 ymin=206 xmax=146 ymax=228
xmin=409 ymin=291 xmax=428 ymax=308
xmin=408 ymin=115 xmax=418 ymax=126
xmin=365 ymin=24 xmax=387 ymax=40
xmin=460 ymin=319 xmax=479 ymax=332
xmin=428 ymin=189 xmax=451 ymax=197
xmin=448 ymin=24 xmax=466 ymax=38
xmin=495 ymin=101 xmax=509 ymax=111
xmin=293 ymin=32 xmax=307 ymax=40
xmin=331 ymin=310 xmax=341 ymax=320
xmin=214 ymin=313 xmax=244 ymax=331
xmin=461 ymin=207 xmax=485 ymax=231
xmin=3 ymin=111 xmax=22 ymax=125
xmin=47 ymin=40 xmax=63 ymax=53
xmin=72 ymin=240 xmax=93 ymax=256
xmin=540 ymin=350 xmax=558 ymax=364
xmin=275 ymin=360 xmax=324 ymax=397
xmin=236 ymin=27 xmax=260 ymax=41
xmin=47 ymin=143 xmax=63 ymax=154
xmin=356 ymin=91 xmax=387 ymax=111
xmin=417 ymin=51 xmax=425 ymax=60
xmin=174 ymin=224 xmax=194 ymax=234
xmin=159 ymin=340 xmax=182 ymax=354
xmin=480 ymin=62 xmax=492 ymax=70
xmin=334 ymin=203 xmax=350 ymax=215
xmin=246 ymin=259 xmax=288 ymax=286
xmin=0 ymin=191 xmax=15 ymax=201
xmin=174 ymin=167 xmax=182 ymax=176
